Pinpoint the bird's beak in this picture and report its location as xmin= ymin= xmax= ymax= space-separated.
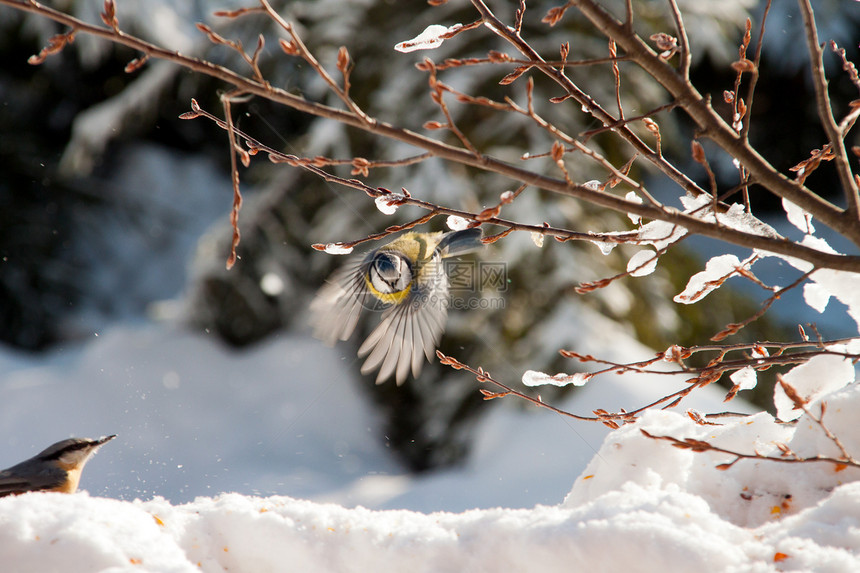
xmin=96 ymin=435 xmax=117 ymax=446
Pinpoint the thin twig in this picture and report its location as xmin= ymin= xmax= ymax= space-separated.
xmin=797 ymin=0 xmax=860 ymax=219
xmin=425 ymin=54 xmax=628 ymax=71
xmin=641 ymin=429 xmax=860 ymax=470
xmin=471 ymin=0 xmax=710 ymax=204
xmin=710 ymin=269 xmax=816 ymax=341
xmin=220 ymin=93 xmax=245 ymax=269
xmin=740 ymin=0 xmax=771 ymax=145
xmin=568 ymin=0 xmax=860 ymax=246
xmin=666 ymin=0 xmax=691 ymax=79
xmin=260 ymin=0 xmax=373 ymax=125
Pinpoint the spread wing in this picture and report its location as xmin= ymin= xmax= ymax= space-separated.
xmin=309 ymin=256 xmax=374 ymax=346
xmin=357 ymin=257 xmax=449 ymax=385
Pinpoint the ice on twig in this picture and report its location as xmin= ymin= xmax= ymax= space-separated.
xmin=625 ymin=191 xmax=643 ymax=224
xmin=679 ymin=194 xmax=778 ymax=239
xmin=375 ymin=194 xmax=404 ymax=215
xmin=717 ymin=204 xmax=779 ymax=238
xmin=522 ymin=370 xmax=591 ymax=388
xmin=674 ymin=254 xmax=748 ymax=304
xmin=627 ymin=249 xmax=658 ymax=277
xmin=636 ymin=220 xmax=686 ymax=250
xmin=446 ymin=215 xmax=470 ymax=231
xmin=324 ymin=243 xmax=354 ymax=255
xmin=395 ymin=24 xmax=463 ymax=53
xmin=531 ymin=232 xmax=545 ymax=248
xmin=782 ymin=198 xmax=815 ymax=234
xmin=591 ymin=240 xmax=616 ymax=255
xmin=774 ymin=344 xmax=858 ymax=421
xmin=730 ymin=367 xmax=757 ymax=391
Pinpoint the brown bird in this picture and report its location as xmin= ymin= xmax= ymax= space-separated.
xmin=0 ymin=435 xmax=116 ymax=497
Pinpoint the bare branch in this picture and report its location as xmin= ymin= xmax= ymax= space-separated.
xmin=569 ymin=0 xmax=860 ymax=246
xmin=641 ymin=429 xmax=860 ymax=470
xmin=665 ymin=0 xmax=691 ymax=78
xmin=6 ymin=0 xmax=860 ymax=271
xmin=220 ymin=94 xmax=245 ymax=269
xmin=260 ymin=0 xmax=373 ymax=124
xmin=797 ymin=0 xmax=860 ymax=218
xmin=472 ymin=0 xmax=711 ymax=205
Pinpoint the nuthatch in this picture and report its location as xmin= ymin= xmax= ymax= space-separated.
xmin=0 ymin=435 xmax=116 ymax=497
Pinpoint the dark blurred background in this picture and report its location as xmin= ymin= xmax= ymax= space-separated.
xmin=1 ymin=0 xmax=858 ymax=473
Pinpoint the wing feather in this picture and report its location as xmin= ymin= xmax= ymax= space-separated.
xmin=0 ymin=468 xmax=66 ymax=497
xmin=313 ymin=231 xmax=478 ymax=384
xmin=309 ymin=257 xmax=372 ymax=345
xmin=358 ymin=255 xmax=449 ymax=384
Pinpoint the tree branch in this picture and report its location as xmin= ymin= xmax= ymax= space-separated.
xmin=797 ymin=0 xmax=860 ymax=218
xmin=568 ymin=0 xmax=860 ymax=246
xmin=3 ymin=0 xmax=860 ymax=272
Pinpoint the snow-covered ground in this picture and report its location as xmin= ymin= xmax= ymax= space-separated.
xmin=1 ymin=320 xmax=859 ymax=572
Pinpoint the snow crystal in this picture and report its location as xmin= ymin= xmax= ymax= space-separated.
xmin=394 ymin=24 xmax=463 ymax=53
xmin=259 ymin=272 xmax=285 ymax=296
xmin=531 ymin=232 xmax=545 ymax=248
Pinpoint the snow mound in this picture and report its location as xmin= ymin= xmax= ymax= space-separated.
xmin=3 ymin=406 xmax=860 ymax=573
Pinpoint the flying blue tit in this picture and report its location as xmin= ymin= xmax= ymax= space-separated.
xmin=310 ymin=228 xmax=483 ymax=385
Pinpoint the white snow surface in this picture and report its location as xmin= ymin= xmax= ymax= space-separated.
xmin=1 ymin=323 xmax=859 ymax=571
